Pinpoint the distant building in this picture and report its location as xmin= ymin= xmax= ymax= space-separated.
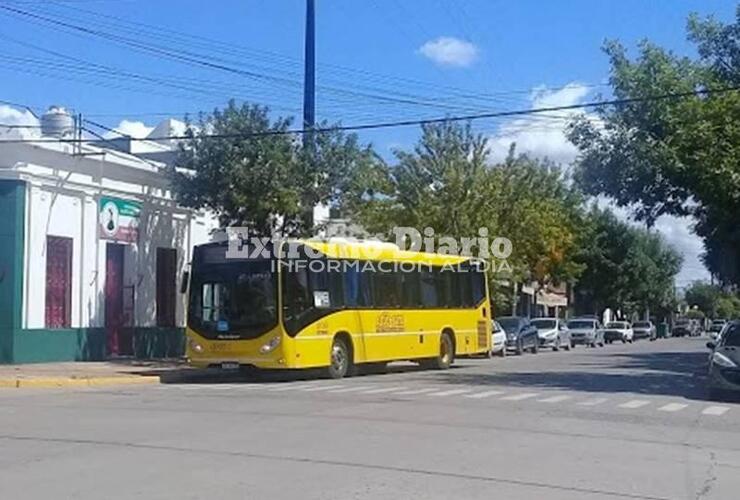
xmin=0 ymin=107 xmax=218 ymax=363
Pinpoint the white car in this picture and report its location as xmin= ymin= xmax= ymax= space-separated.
xmin=491 ymin=320 xmax=507 ymax=357
xmin=531 ymin=317 xmax=571 ymax=351
xmin=603 ymin=321 xmax=634 ymax=344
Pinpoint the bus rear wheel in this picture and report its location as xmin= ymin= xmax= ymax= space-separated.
xmin=431 ymin=332 xmax=455 ymax=370
xmin=327 ymin=336 xmax=353 ymax=379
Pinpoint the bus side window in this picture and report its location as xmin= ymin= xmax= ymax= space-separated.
xmin=420 ymin=268 xmax=439 ymax=308
xmin=400 ymin=270 xmax=421 ymax=308
xmin=373 ymin=267 xmax=401 ymax=308
xmin=471 ymin=268 xmax=486 ymax=305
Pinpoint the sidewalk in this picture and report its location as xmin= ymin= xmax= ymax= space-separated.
xmin=0 ymin=359 xmax=193 ymax=388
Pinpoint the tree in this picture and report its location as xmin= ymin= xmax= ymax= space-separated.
xmin=684 ymin=281 xmax=740 ymax=319
xmin=572 ymin=206 xmax=682 ymax=318
xmin=170 ymin=101 xmax=379 ymax=237
xmin=567 ymin=7 xmax=740 ymax=285
xmin=345 ymin=122 xmax=585 ymax=310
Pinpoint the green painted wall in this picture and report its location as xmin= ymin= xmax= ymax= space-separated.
xmin=13 ymin=328 xmax=107 ymax=363
xmin=0 ymin=180 xmax=25 ymax=364
xmin=11 ymin=327 xmax=184 ymax=363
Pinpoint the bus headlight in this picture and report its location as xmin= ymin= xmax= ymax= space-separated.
xmin=189 ymin=339 xmax=204 ymax=353
xmin=260 ymin=336 xmax=281 ymax=354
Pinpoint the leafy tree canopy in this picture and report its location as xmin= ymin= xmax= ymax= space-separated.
xmin=170 ymin=101 xmax=379 ymax=237
xmin=567 ymin=7 xmax=740 ymax=285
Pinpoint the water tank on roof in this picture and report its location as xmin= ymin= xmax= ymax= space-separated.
xmin=40 ymin=106 xmax=74 ymax=138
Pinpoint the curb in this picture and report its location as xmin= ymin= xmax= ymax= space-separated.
xmin=0 ymin=376 xmax=161 ymax=389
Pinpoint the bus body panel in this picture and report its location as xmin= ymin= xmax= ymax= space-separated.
xmin=187 ymin=303 xmax=490 ymax=369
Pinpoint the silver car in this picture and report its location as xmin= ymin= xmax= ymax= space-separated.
xmin=566 ymin=318 xmax=605 ymax=348
xmin=531 ymin=318 xmax=572 ymax=351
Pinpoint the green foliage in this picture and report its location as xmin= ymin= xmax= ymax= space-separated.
xmin=170 ymin=101 xmax=379 ymax=237
xmin=684 ymin=281 xmax=740 ymax=319
xmin=345 ymin=121 xmax=586 ymax=309
xmin=573 ymin=206 xmax=682 ymax=317
xmin=567 ymin=7 xmax=740 ymax=285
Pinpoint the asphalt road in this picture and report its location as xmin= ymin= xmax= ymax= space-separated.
xmin=1 ymin=337 xmax=738 ymax=500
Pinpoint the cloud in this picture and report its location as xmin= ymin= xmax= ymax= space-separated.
xmin=103 ymin=119 xmax=154 ymax=139
xmin=0 ymin=104 xmax=40 ymax=140
xmin=653 ymin=215 xmax=710 ymax=287
xmin=418 ymin=37 xmax=479 ymax=67
xmin=487 ymin=82 xmax=592 ymax=164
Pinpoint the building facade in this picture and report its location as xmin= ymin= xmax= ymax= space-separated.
xmin=0 ymin=134 xmax=218 ymax=363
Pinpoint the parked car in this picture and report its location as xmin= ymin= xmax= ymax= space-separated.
xmin=690 ymin=318 xmax=704 ymax=337
xmin=531 ymin=317 xmax=571 ymax=351
xmin=672 ymin=318 xmax=693 ymax=337
xmin=632 ymin=320 xmax=656 ymax=341
xmin=491 ymin=320 xmax=507 ymax=357
xmin=566 ymin=318 xmax=604 ymax=348
xmin=709 ymin=319 xmax=727 ymax=342
xmin=498 ymin=316 xmax=539 ymax=355
xmin=603 ymin=321 xmax=634 ymax=344
xmin=706 ymin=320 xmax=740 ymax=400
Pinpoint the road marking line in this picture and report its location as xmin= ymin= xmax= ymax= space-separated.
xmin=303 ymin=385 xmax=345 ymax=392
xmin=658 ymin=403 xmax=689 ymax=412
xmin=702 ymin=406 xmax=730 ymax=416
xmin=268 ymin=383 xmax=316 ymax=392
xmin=326 ymin=386 xmax=372 ymax=393
xmin=578 ymin=398 xmax=608 ymax=407
xmin=360 ymin=386 xmax=406 ymax=394
xmin=427 ymin=388 xmax=474 ymax=397
xmin=538 ymin=395 xmax=572 ymax=403
xmin=464 ymin=390 xmax=504 ymax=399
xmin=394 ymin=387 xmax=439 ymax=395
xmin=501 ymin=392 xmax=539 ymax=401
xmin=619 ymin=400 xmax=651 ymax=409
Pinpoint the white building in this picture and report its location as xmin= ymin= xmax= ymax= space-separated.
xmin=0 ymin=108 xmax=218 ymax=363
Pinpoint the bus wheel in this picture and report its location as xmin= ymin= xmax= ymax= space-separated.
xmin=433 ymin=332 xmax=455 ymax=370
xmin=327 ymin=336 xmax=353 ymax=379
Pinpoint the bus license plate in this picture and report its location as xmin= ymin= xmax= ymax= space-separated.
xmin=221 ymin=362 xmax=240 ymax=371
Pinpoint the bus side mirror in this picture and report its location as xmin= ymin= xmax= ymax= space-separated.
xmin=180 ymin=271 xmax=190 ymax=294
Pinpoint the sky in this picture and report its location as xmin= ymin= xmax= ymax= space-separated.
xmin=0 ymin=0 xmax=737 ymax=286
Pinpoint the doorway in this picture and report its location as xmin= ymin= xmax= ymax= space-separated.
xmin=105 ymin=243 xmax=126 ymax=356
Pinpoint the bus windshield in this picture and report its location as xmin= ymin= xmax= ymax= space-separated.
xmin=188 ymin=245 xmax=277 ymax=339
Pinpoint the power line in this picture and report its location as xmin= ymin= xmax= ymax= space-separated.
xmin=3 ymin=86 xmax=736 ymax=145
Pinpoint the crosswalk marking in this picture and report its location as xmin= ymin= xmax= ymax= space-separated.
xmin=658 ymin=403 xmax=689 ymax=413
xmin=501 ymin=392 xmax=539 ymax=401
xmin=702 ymin=406 xmax=730 ymax=416
xmin=619 ymin=400 xmax=651 ymax=409
xmin=427 ymin=388 xmax=474 ymax=397
xmin=326 ymin=386 xmax=372 ymax=393
xmin=465 ymin=390 xmax=505 ymax=399
xmin=394 ymin=387 xmax=440 ymax=395
xmin=538 ymin=395 xmax=572 ymax=403
xmin=361 ymin=386 xmax=406 ymax=394
xmin=303 ymin=384 xmax=344 ymax=392
xmin=578 ymin=398 xmax=608 ymax=407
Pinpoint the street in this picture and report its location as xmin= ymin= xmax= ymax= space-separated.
xmin=1 ymin=337 xmax=738 ymax=500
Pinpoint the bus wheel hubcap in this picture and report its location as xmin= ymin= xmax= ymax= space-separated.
xmin=332 ymin=344 xmax=346 ymax=372
xmin=441 ymin=338 xmax=451 ymax=363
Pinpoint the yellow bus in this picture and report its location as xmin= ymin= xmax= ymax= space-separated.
xmin=185 ymin=239 xmax=491 ymax=378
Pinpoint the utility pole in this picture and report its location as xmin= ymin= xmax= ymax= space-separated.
xmin=301 ymin=0 xmax=316 ymax=232
xmin=303 ymin=0 xmax=316 ymax=130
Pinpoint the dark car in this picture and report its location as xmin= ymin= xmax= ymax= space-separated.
xmin=706 ymin=320 xmax=740 ymax=400
xmin=498 ymin=316 xmax=539 ymax=355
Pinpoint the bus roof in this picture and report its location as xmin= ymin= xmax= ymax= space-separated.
xmin=299 ymin=239 xmax=473 ymax=265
